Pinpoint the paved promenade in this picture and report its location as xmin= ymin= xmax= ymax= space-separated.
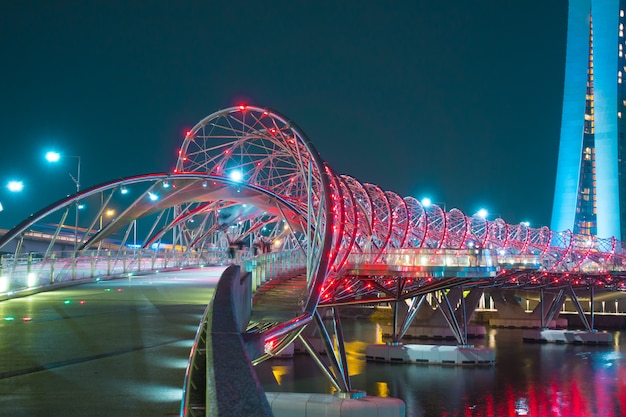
xmin=0 ymin=267 xmax=224 ymax=417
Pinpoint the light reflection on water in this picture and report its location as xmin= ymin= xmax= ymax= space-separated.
xmin=256 ymin=319 xmax=626 ymax=417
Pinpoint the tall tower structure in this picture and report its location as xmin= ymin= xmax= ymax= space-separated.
xmin=552 ymin=0 xmax=626 ymax=240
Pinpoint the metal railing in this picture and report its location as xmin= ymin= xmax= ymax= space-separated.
xmin=345 ymin=248 xmax=540 ymax=269
xmin=0 ymin=248 xmax=226 ymax=296
xmin=0 ymin=247 xmax=309 ymax=298
xmin=244 ymin=249 xmax=307 ymax=292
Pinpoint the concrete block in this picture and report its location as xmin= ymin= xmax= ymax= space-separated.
xmin=266 ymin=393 xmax=405 ymax=417
xmin=267 ymin=392 xmax=310 ymax=417
xmin=522 ymin=329 xmax=613 ymax=345
xmin=365 ymin=343 xmax=494 ymax=365
xmin=306 ymin=393 xmax=342 ymax=417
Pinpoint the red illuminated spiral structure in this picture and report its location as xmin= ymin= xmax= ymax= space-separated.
xmin=176 ymin=106 xmax=626 ymax=310
xmin=0 ymin=105 xmax=623 ymax=323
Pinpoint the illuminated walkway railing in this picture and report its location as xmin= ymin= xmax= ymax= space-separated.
xmin=244 ymin=249 xmax=307 ymax=292
xmin=342 ymin=247 xmax=626 ymax=275
xmin=0 ymin=249 xmax=220 ymax=296
xmin=344 ymin=248 xmax=541 ymax=270
xmin=0 ymin=247 xmax=308 ymax=299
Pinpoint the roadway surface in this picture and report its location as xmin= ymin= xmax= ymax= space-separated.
xmin=0 ymin=267 xmax=225 ymax=417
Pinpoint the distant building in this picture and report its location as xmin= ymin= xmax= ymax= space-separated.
xmin=552 ymin=0 xmax=626 ymax=239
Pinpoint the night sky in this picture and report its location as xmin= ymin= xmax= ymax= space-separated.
xmin=0 ymin=1 xmax=568 ymax=230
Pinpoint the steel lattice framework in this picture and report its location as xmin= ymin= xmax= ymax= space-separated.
xmin=2 ymin=105 xmax=626 ymax=336
xmin=171 ymin=106 xmax=626 ymax=307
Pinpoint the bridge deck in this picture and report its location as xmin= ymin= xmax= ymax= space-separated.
xmin=0 ymin=268 xmax=221 ymax=417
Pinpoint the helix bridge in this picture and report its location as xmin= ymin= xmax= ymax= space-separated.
xmin=1 ymin=106 xmax=625 ymax=395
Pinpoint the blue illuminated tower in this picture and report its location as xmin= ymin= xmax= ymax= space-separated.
xmin=552 ymin=0 xmax=626 ymax=239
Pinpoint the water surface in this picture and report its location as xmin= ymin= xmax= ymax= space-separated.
xmin=257 ymin=320 xmax=626 ymax=417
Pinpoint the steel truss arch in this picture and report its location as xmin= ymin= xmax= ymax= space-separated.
xmin=4 ymin=104 xmax=626 ymax=353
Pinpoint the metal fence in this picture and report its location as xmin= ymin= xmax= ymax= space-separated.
xmin=244 ymin=250 xmax=307 ymax=292
xmin=0 ymin=248 xmax=227 ymax=296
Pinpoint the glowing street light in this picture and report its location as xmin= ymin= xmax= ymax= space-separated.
xmin=476 ymin=208 xmax=488 ymax=219
xmin=7 ymin=180 xmax=23 ymax=193
xmin=99 ymin=208 xmax=115 ymax=229
xmin=45 ymin=151 xmax=60 ymax=163
xmin=229 ymin=170 xmax=243 ymax=182
xmin=421 ymin=197 xmax=447 ymax=212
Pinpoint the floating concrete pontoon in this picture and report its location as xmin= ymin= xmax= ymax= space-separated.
xmin=365 ymin=343 xmax=494 ymax=365
xmin=266 ymin=392 xmax=405 ymax=417
xmin=522 ymin=329 xmax=613 ymax=345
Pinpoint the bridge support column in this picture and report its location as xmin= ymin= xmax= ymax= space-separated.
xmin=367 ymin=287 xmax=494 ymax=365
xmin=541 ymin=289 xmax=566 ymax=330
xmin=488 ymin=289 xmax=568 ymax=329
xmin=71 ymin=253 xmax=76 ymax=280
xmin=434 ymin=289 xmax=467 ymax=346
xmin=522 ymin=285 xmax=613 ymax=345
xmin=313 ymin=308 xmax=352 ymax=393
xmin=396 ymin=295 xmax=426 ymax=341
xmin=566 ymin=285 xmax=592 ymax=331
xmin=590 ymin=285 xmax=595 ymax=330
xmin=49 ymin=257 xmax=55 ymax=284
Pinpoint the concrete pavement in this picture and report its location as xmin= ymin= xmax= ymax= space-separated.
xmin=0 ymin=267 xmax=224 ymax=417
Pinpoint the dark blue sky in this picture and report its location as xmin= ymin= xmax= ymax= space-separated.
xmin=0 ymin=1 xmax=568 ymax=229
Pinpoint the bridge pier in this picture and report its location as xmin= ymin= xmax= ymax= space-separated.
xmin=381 ymin=288 xmax=487 ymax=343
xmin=521 ymin=284 xmax=613 ymax=345
xmin=488 ymin=289 xmax=568 ymax=329
xmin=367 ymin=285 xmax=494 ymax=365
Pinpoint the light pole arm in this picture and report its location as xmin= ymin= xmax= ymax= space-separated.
xmin=67 ymin=155 xmax=81 ymax=193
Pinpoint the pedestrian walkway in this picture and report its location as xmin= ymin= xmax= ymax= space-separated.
xmin=0 ymin=268 xmax=222 ymax=417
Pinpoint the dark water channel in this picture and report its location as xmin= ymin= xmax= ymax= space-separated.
xmin=257 ymin=319 xmax=626 ymax=417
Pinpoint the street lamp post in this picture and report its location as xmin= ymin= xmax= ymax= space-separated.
xmin=46 ymin=151 xmax=81 ymax=251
